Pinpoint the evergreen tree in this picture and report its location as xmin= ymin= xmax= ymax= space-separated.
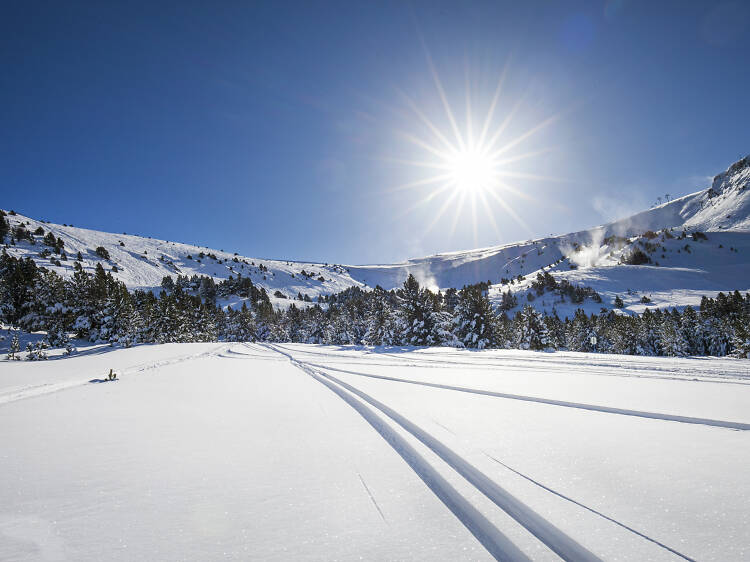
xmin=566 ymin=309 xmax=593 ymax=352
xmin=7 ymin=329 xmax=20 ymax=360
xmin=659 ymin=310 xmax=688 ymax=356
xmin=25 ymin=340 xmax=48 ymax=360
xmin=0 ymin=211 xmax=9 ymax=243
xmin=731 ymin=318 xmax=750 ymax=358
xmin=514 ymin=305 xmax=550 ymax=351
xmin=398 ymin=274 xmax=443 ymax=346
xmin=362 ymin=286 xmax=396 ymax=346
xmin=453 ymin=284 xmax=496 ymax=349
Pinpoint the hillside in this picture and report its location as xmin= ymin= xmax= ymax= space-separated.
xmin=2 ymin=155 xmax=749 ymax=316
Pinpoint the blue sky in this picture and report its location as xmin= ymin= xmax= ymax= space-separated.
xmin=2 ymin=1 xmax=748 ymax=264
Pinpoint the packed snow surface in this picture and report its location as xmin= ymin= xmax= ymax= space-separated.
xmin=1 ymin=343 xmax=748 ymax=560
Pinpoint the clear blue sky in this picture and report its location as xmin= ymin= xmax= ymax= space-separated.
xmin=2 ymin=1 xmax=748 ymax=264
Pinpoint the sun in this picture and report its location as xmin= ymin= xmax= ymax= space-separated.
xmin=446 ymin=148 xmax=496 ymax=194
xmin=387 ymin=55 xmax=561 ymax=244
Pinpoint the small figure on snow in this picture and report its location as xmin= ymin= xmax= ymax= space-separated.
xmin=107 ymin=368 xmax=117 ymax=381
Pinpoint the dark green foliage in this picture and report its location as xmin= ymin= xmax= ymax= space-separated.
xmin=453 ymin=284 xmax=496 ymax=349
xmin=0 ymin=250 xmax=747 ymax=357
xmin=95 ymin=246 xmax=110 ymax=260
xmin=0 ymin=212 xmax=8 ymax=243
xmin=621 ymin=248 xmax=651 ymax=265
xmin=13 ymin=225 xmax=31 ymax=242
xmin=499 ymin=289 xmax=517 ymax=311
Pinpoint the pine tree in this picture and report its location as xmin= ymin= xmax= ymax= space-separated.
xmin=363 ymin=287 xmax=396 ymax=346
xmin=0 ymin=211 xmax=9 ymax=243
xmin=398 ymin=274 xmax=442 ymax=346
xmin=199 ymin=277 xmax=217 ymax=306
xmin=680 ymin=306 xmax=703 ymax=355
xmin=453 ymin=284 xmax=496 ymax=349
xmin=565 ymin=309 xmax=593 ymax=352
xmin=7 ymin=329 xmax=20 ymax=360
xmin=731 ymin=318 xmax=750 ymax=358
xmin=25 ymin=340 xmax=48 ymax=360
xmin=515 ymin=305 xmax=550 ymax=351
xmin=659 ymin=310 xmax=688 ymax=356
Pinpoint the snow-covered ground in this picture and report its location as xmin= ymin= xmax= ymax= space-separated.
xmin=2 ymin=343 xmax=748 ymax=560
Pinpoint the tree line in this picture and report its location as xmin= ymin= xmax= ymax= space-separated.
xmin=1 ymin=250 xmax=749 ymax=359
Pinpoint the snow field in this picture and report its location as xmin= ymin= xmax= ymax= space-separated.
xmin=1 ymin=343 xmax=749 ymax=560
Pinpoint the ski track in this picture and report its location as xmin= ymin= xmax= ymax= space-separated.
xmin=267 ymin=344 xmax=531 ymax=561
xmin=482 ymin=453 xmax=696 ymax=562
xmin=302 ymin=361 xmax=750 ymax=431
xmin=266 ymin=343 xmax=602 ymax=562
xmin=0 ymin=344 xmax=228 ymax=406
xmin=269 ymin=344 xmax=750 ymax=385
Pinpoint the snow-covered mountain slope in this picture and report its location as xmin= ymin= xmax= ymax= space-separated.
xmin=1 ymin=211 xmax=368 ymax=309
xmin=349 ymin=155 xmax=750 ymax=307
xmin=3 ymin=155 xmax=749 ymax=314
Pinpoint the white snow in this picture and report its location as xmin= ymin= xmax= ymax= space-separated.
xmin=2 ymin=343 xmax=748 ymax=560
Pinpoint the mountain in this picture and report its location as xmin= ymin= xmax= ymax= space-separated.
xmin=3 ymin=155 xmax=749 ymax=317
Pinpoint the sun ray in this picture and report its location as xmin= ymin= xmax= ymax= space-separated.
xmin=494 ymin=170 xmax=570 ymax=183
xmin=424 ymin=188 xmax=462 ymax=235
xmin=489 ymin=178 xmax=537 ymax=202
xmin=449 ymin=191 xmax=468 ymax=237
xmin=487 ymin=114 xmax=559 ymax=160
xmin=392 ymin=181 xmax=456 ymax=222
xmin=379 ymin=157 xmax=454 ymax=171
xmin=398 ymin=90 xmax=458 ymax=154
xmin=484 ymin=187 xmax=533 ymax=235
xmin=476 ymin=189 xmax=502 ymax=240
xmin=482 ymin=96 xmax=525 ymax=155
xmin=470 ymin=192 xmax=479 ymax=246
xmin=399 ymin=131 xmax=452 ymax=161
xmin=386 ymin=173 xmax=453 ymax=194
xmin=424 ymin=49 xmax=466 ymax=151
xmin=477 ymin=58 xmax=511 ymax=149
xmin=404 ymin=181 xmax=455 ymax=211
xmin=465 ymin=62 xmax=474 ymax=150
xmin=494 ymin=147 xmax=555 ymax=168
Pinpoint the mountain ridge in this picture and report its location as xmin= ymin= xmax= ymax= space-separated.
xmin=3 ymin=154 xmax=749 ymax=316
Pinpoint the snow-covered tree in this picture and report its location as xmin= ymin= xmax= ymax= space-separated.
xmin=453 ymin=284 xmax=496 ymax=349
xmin=398 ymin=275 xmax=444 ymax=346
xmin=6 ymin=329 xmax=20 ymax=360
xmin=659 ymin=310 xmax=688 ymax=357
xmin=514 ymin=305 xmax=551 ymax=351
xmin=363 ymin=286 xmax=397 ymax=346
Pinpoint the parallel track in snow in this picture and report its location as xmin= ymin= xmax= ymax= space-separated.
xmin=265 ymin=343 xmax=604 ymax=562
xmin=270 ymin=344 xmax=750 ymax=386
xmin=297 ymin=360 xmax=750 ymax=431
xmin=264 ymin=343 xmax=700 ymax=562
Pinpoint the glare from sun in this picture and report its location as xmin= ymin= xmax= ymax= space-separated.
xmin=447 ymin=148 xmax=496 ymax=194
xmin=389 ymin=55 xmax=560 ymax=244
